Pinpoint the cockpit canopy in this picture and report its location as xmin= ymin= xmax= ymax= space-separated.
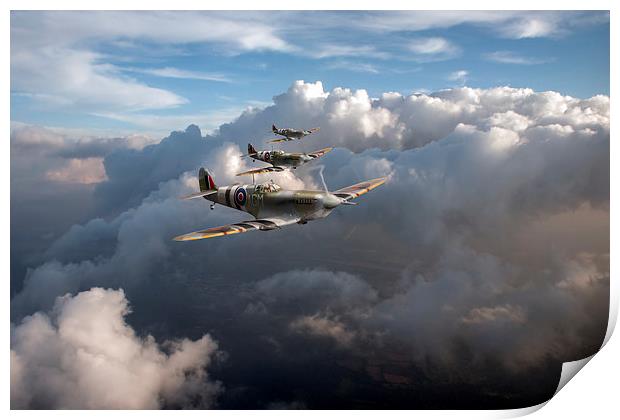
xmin=256 ymin=182 xmax=281 ymax=193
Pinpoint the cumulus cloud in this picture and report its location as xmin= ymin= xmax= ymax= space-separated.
xmin=448 ymin=70 xmax=469 ymax=84
xmin=11 ymin=80 xmax=609 ymax=408
xmin=11 ymin=287 xmax=221 ymax=409
xmin=46 ymin=158 xmax=108 ymax=184
xmin=291 ymin=314 xmax=356 ymax=347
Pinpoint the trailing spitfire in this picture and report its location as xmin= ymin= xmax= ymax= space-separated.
xmin=174 ymin=124 xmax=386 ymax=241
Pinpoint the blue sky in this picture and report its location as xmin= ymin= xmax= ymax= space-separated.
xmin=11 ymin=11 xmax=609 ymax=137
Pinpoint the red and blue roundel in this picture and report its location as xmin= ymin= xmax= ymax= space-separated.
xmin=234 ymin=187 xmax=247 ymax=207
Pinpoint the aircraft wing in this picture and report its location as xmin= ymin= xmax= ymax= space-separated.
xmin=308 ymin=147 xmax=333 ymax=159
xmin=266 ymin=137 xmax=291 ymax=143
xmin=332 ymin=177 xmax=387 ymax=201
xmin=173 ymin=217 xmax=299 ymax=241
xmin=236 ymin=166 xmax=285 ymax=176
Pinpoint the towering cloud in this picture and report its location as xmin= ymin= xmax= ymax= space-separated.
xmin=11 ymin=81 xmax=609 ymax=408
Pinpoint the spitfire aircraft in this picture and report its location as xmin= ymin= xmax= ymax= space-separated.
xmin=173 ymin=168 xmax=386 ymax=241
xmin=267 ymin=124 xmax=320 ymax=143
xmin=237 ymin=143 xmax=333 ymax=176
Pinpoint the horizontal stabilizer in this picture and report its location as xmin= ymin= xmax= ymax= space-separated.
xmin=180 ymin=189 xmax=217 ymax=200
xmin=236 ymin=166 xmax=285 ymax=176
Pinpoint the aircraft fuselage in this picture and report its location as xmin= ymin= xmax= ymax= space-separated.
xmin=207 ymin=184 xmax=339 ymax=222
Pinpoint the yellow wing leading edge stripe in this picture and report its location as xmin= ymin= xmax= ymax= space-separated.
xmin=333 ymin=177 xmax=387 ymax=200
xmin=173 ymin=218 xmax=292 ymax=241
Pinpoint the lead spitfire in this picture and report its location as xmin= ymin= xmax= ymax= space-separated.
xmin=173 ymin=168 xmax=386 ymax=241
xmin=267 ymin=124 xmax=320 ymax=143
xmin=237 ymin=143 xmax=332 ymax=176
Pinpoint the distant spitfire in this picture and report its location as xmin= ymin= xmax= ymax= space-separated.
xmin=267 ymin=124 xmax=320 ymax=143
xmin=174 ymin=123 xmax=387 ymax=241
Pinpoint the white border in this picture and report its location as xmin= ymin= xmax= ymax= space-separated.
xmin=3 ymin=1 xmax=616 ymax=419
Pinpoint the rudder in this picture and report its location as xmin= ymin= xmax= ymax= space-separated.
xmin=198 ymin=167 xmax=217 ymax=192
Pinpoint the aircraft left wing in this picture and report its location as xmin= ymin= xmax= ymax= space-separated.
xmin=173 ymin=217 xmax=299 ymax=241
xmin=236 ymin=166 xmax=285 ymax=176
xmin=266 ymin=137 xmax=290 ymax=143
xmin=332 ymin=177 xmax=387 ymax=201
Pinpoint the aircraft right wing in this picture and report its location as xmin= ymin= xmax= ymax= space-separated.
xmin=173 ymin=217 xmax=299 ymax=241
xmin=308 ymin=147 xmax=333 ymax=159
xmin=332 ymin=177 xmax=387 ymax=201
xmin=236 ymin=166 xmax=285 ymax=176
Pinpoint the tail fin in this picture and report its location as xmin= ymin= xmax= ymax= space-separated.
xmin=198 ymin=167 xmax=217 ymax=192
xmin=272 ymin=124 xmax=277 ymax=132
xmin=248 ymin=143 xmax=258 ymax=156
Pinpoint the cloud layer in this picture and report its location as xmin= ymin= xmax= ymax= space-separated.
xmin=11 ymin=81 xmax=610 ymax=408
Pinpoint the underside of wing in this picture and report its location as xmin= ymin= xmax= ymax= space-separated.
xmin=266 ymin=137 xmax=291 ymax=143
xmin=332 ymin=177 xmax=387 ymax=200
xmin=173 ymin=217 xmax=300 ymax=241
xmin=236 ymin=166 xmax=285 ymax=176
xmin=308 ymin=147 xmax=333 ymax=159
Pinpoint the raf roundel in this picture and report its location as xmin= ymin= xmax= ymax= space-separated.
xmin=234 ymin=187 xmax=247 ymax=207
xmin=264 ymin=151 xmax=270 ymax=162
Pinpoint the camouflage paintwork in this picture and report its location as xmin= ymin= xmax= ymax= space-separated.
xmin=237 ymin=144 xmax=332 ymax=176
xmin=267 ymin=124 xmax=320 ymax=143
xmin=173 ymin=169 xmax=386 ymax=241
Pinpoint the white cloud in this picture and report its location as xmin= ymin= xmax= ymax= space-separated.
xmin=10 ymin=11 xmax=294 ymax=113
xmin=309 ymin=44 xmax=389 ymax=59
xmin=484 ymin=51 xmax=549 ymax=65
xmin=291 ymin=314 xmax=356 ymax=347
xmin=352 ymin=11 xmax=608 ymax=39
xmin=408 ymin=37 xmax=460 ymax=61
xmin=11 ymin=48 xmax=187 ymax=111
xmin=128 ymin=67 xmax=231 ymax=82
xmin=409 ymin=37 xmax=452 ymax=54
xmin=448 ymin=70 xmax=469 ymax=84
xmin=46 ymin=158 xmax=108 ymax=184
xmin=11 ymin=288 xmax=222 ymax=409
xmin=327 ymin=60 xmax=380 ymax=74
xmin=10 ymin=80 xmax=610 ymax=403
